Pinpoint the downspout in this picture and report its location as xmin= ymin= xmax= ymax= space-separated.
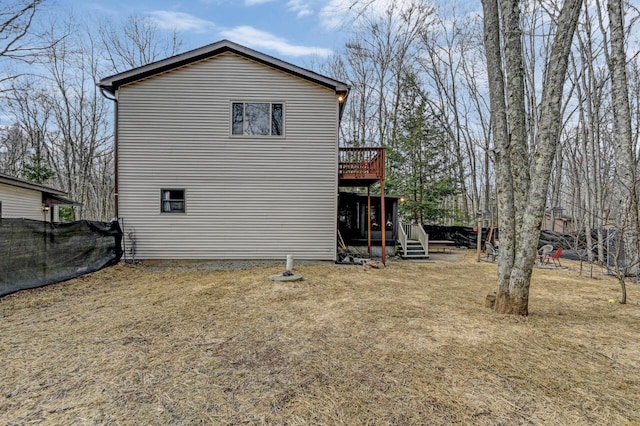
xmin=100 ymin=87 xmax=119 ymax=218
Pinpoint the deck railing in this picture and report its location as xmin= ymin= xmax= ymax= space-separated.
xmin=338 ymin=147 xmax=385 ymax=180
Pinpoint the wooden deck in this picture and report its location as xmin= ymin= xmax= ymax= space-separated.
xmin=337 ymin=146 xmax=387 ymax=264
xmin=338 ymin=147 xmax=385 ymax=187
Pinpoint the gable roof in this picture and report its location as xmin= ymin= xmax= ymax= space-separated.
xmin=98 ymin=39 xmax=350 ymax=97
xmin=0 ymin=172 xmax=67 ymax=197
xmin=0 ymin=173 xmax=79 ymax=206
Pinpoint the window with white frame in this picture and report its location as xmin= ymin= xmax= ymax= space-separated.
xmin=161 ymin=189 xmax=185 ymax=213
xmin=232 ymin=102 xmax=283 ymax=136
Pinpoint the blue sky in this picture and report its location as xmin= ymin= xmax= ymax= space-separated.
xmin=55 ymin=0 xmax=392 ymax=66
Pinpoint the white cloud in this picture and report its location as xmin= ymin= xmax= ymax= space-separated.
xmin=147 ymin=11 xmax=217 ymax=33
xmin=319 ymin=0 xmax=358 ymax=30
xmin=245 ymin=0 xmax=277 ymax=4
xmin=88 ymin=3 xmax=118 ymax=16
xmin=287 ymin=0 xmax=313 ymax=17
xmin=319 ymin=0 xmax=417 ymax=30
xmin=220 ymin=26 xmax=333 ymax=57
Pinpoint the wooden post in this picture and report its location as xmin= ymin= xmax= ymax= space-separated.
xmin=477 ymin=216 xmax=483 ymax=262
xmin=367 ymin=186 xmax=372 ymax=257
xmin=380 ymin=178 xmax=386 ymax=265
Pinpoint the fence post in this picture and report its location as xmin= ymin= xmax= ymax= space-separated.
xmin=477 ymin=216 xmax=482 ymax=262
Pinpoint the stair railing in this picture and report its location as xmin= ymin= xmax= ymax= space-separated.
xmin=416 ymin=225 xmax=429 ymax=255
xmin=398 ymin=219 xmax=409 ymax=255
xmin=399 ymin=220 xmax=429 ymax=255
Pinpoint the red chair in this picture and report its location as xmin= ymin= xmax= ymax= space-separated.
xmin=544 ymin=248 xmax=563 ymax=267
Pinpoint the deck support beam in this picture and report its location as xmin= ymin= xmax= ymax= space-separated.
xmin=367 ymin=186 xmax=371 ymax=257
xmin=380 ymin=178 xmax=386 ymax=265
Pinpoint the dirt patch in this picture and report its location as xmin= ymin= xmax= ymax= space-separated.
xmin=422 ymin=248 xmax=468 ymax=262
xmin=1 ymin=252 xmax=638 ymax=425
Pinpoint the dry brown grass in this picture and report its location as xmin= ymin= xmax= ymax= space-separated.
xmin=1 ymin=252 xmax=639 ymax=425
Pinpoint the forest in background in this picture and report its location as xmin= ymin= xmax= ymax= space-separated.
xmin=1 ymin=0 xmax=639 ymax=253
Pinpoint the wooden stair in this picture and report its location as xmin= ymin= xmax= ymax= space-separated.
xmin=398 ymin=220 xmax=430 ymax=259
xmin=401 ymin=239 xmax=429 ymax=259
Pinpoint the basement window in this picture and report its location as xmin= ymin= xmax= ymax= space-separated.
xmin=161 ymin=189 xmax=185 ymax=213
xmin=232 ymin=102 xmax=283 ymax=136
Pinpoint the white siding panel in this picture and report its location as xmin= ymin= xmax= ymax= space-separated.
xmin=0 ymin=184 xmax=43 ymax=221
xmin=118 ymin=52 xmax=339 ymax=259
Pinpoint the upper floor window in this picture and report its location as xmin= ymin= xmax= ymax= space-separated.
xmin=232 ymin=102 xmax=283 ymax=136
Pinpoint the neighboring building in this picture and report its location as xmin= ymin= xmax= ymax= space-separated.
xmin=0 ymin=173 xmax=72 ymax=222
xmin=542 ymin=211 xmax=580 ymax=234
xmin=99 ymin=40 xmax=354 ymax=260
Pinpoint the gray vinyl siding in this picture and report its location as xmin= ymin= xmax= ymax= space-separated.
xmin=117 ymin=52 xmax=339 ymax=260
xmin=0 ymin=184 xmax=43 ymax=221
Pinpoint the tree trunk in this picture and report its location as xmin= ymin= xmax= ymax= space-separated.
xmin=482 ymin=0 xmax=583 ymax=315
xmin=608 ymin=0 xmax=639 ymax=276
xmin=482 ymin=0 xmax=516 ymax=303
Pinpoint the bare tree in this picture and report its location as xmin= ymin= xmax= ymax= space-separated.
xmin=606 ymin=0 xmax=639 ymax=286
xmin=336 ymin=1 xmax=433 ymax=148
xmin=3 ymin=17 xmax=112 ymax=219
xmin=607 ymin=218 xmax=640 ymax=304
xmin=0 ymin=0 xmax=44 ymax=61
xmin=3 ymin=79 xmax=54 ymax=182
xmin=43 ymin=21 xmax=113 ymax=219
xmin=0 ymin=0 xmax=60 ymax=93
xmin=419 ymin=9 xmax=492 ymax=221
xmin=571 ymin=3 xmax=606 ymax=264
xmin=482 ymin=0 xmax=583 ymax=315
xmin=2 ymin=11 xmax=186 ymax=220
xmin=0 ymin=124 xmax=29 ymax=175
xmin=98 ymin=14 xmax=182 ymax=74
xmin=340 ymin=39 xmax=379 ymax=146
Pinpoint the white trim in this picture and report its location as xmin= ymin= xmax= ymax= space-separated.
xmin=229 ymin=100 xmax=286 ymax=138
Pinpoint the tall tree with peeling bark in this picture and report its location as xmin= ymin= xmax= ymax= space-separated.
xmin=482 ymin=0 xmax=583 ymax=315
xmin=607 ymin=0 xmax=638 ymax=303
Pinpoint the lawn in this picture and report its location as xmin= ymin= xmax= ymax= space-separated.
xmin=1 ymin=252 xmax=639 ymax=425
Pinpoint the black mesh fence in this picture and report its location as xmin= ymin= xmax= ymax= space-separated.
xmin=0 ymin=218 xmax=122 ymax=297
xmin=423 ymin=225 xmax=496 ymax=249
xmin=422 ymin=225 xmax=620 ymax=263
